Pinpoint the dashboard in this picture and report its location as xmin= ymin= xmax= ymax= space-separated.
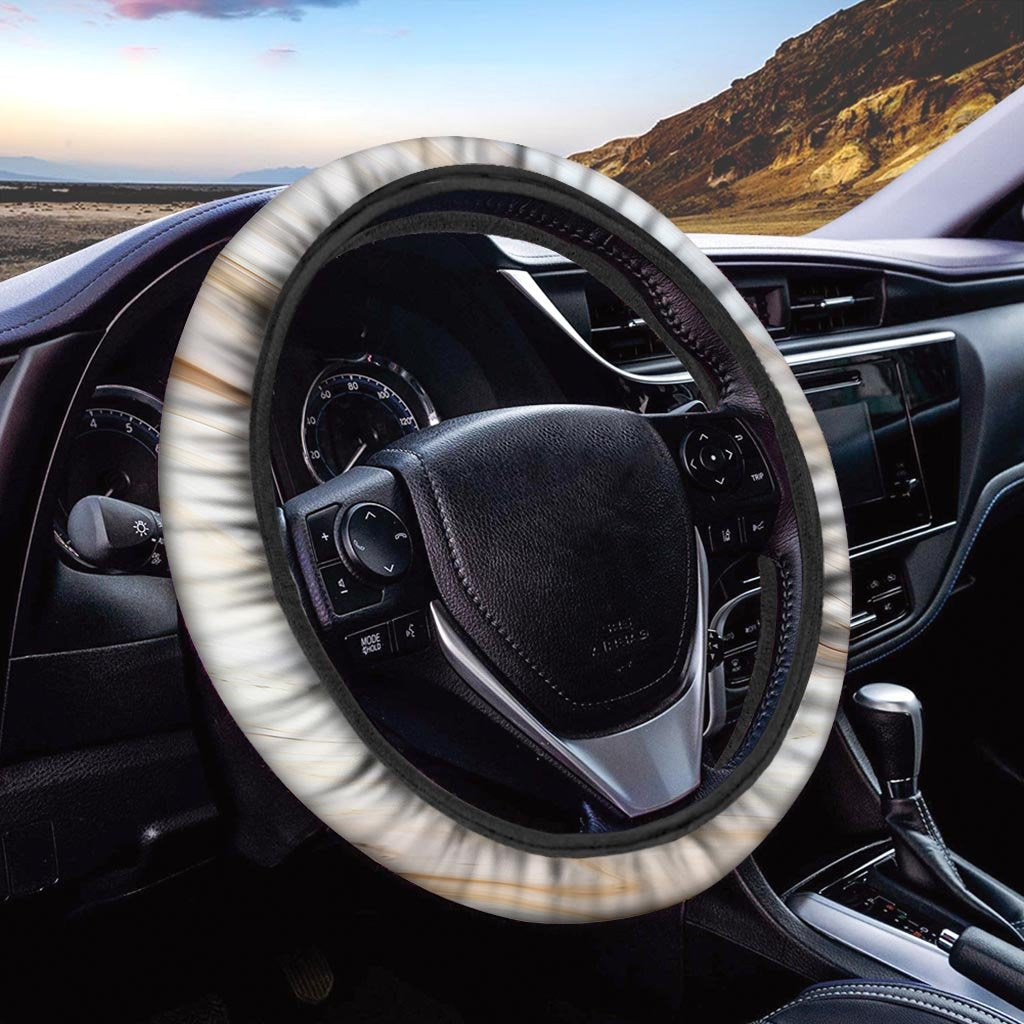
xmin=3 ymin=190 xmax=1024 ymax=898
xmin=35 ymin=231 xmax=963 ymax=728
xmin=16 ymin=234 xmax=977 ymax=691
xmin=260 ymin=234 xmax=962 ymax=696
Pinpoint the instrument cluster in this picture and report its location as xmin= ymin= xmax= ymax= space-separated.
xmin=54 ymin=384 xmax=168 ymax=574
xmin=300 ymin=353 xmax=439 ymax=483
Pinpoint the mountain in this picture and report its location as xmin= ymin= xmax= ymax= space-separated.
xmin=0 ymin=157 xmax=107 ymax=182
xmin=0 ymin=156 xmax=213 ymax=183
xmin=227 ymin=166 xmax=312 ymax=185
xmin=0 ymin=168 xmax=59 ymax=183
xmin=572 ymin=0 xmax=1024 ymax=231
xmin=0 ymin=157 xmax=313 ymax=185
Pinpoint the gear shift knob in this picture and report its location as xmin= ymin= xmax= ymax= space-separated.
xmin=850 ymin=683 xmax=922 ymax=799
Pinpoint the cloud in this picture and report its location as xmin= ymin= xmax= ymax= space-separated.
xmin=120 ymin=43 xmax=159 ymax=59
xmin=0 ymin=2 xmax=35 ymax=30
xmin=102 ymin=0 xmax=357 ymax=20
xmin=260 ymin=43 xmax=296 ymax=64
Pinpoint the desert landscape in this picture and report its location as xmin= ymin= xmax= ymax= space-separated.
xmin=0 ymin=183 xmax=254 ymax=281
xmin=2 ymin=0 xmax=1022 ymax=283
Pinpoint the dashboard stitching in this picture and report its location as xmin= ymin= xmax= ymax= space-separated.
xmin=0 ymin=190 xmax=279 ymax=338
xmin=381 ymin=444 xmax=694 ymax=709
xmin=855 ymin=472 xmax=1024 ymax=671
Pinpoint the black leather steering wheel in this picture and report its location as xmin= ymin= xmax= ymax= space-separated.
xmin=161 ymin=138 xmax=849 ymax=922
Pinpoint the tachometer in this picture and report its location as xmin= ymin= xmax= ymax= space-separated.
xmin=55 ymin=385 xmax=163 ymax=569
xmin=301 ymin=355 xmax=438 ymax=482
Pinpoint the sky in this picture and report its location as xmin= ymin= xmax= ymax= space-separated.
xmin=0 ymin=0 xmax=850 ymax=180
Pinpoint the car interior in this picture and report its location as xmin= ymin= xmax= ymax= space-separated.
xmin=2 ymin=112 xmax=1024 ymax=1024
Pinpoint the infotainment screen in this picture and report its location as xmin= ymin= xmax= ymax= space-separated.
xmin=813 ymin=402 xmax=885 ymax=508
xmin=798 ymin=356 xmax=932 ymax=549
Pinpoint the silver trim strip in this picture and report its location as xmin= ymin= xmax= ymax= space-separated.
xmin=502 ymin=266 xmax=956 ymax=385
xmin=430 ymin=532 xmax=710 ymax=818
xmin=792 ymin=844 xmax=892 ymax=900
xmin=850 ymin=519 xmax=957 ymax=560
xmin=850 ymin=610 xmax=878 ymax=630
xmin=507 ymin=263 xmax=958 ymax=563
xmin=785 ymin=331 xmax=957 ymax=367
xmin=800 ymin=378 xmax=862 ymax=396
xmin=500 ymin=268 xmax=699 ymax=385
xmin=789 ymin=892 xmax=1024 ymax=1022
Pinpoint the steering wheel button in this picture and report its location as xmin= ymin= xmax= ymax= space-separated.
xmin=394 ymin=609 xmax=430 ymax=655
xmin=343 ymin=503 xmax=413 ymax=580
xmin=306 ymin=505 xmax=341 ymax=564
xmin=682 ymin=428 xmax=742 ymax=492
xmin=724 ymin=647 xmax=757 ymax=687
xmin=741 ymin=512 xmax=772 ymax=546
xmin=707 ymin=518 xmax=741 ymax=554
xmin=346 ymin=623 xmax=393 ymax=662
xmin=699 ymin=444 xmax=726 ymax=472
xmin=741 ymin=461 xmax=773 ymax=495
xmin=319 ymin=562 xmax=383 ymax=616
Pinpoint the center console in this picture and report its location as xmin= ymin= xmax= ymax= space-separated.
xmin=788 ymin=849 xmax=1023 ymax=1018
xmin=786 ymin=684 xmax=1024 ymax=1021
xmin=702 ymin=332 xmax=960 ymax=725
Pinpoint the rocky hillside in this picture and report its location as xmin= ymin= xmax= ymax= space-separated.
xmin=572 ymin=0 xmax=1024 ymax=231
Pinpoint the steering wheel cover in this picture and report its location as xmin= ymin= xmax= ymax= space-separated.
xmin=161 ymin=138 xmax=849 ymax=922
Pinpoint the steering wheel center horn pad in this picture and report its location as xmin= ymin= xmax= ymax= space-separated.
xmin=374 ymin=405 xmax=697 ymax=736
xmin=160 ymin=138 xmax=850 ymax=922
xmin=373 ymin=404 xmax=703 ymax=819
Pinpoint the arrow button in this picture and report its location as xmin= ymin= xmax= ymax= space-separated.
xmin=342 ymin=502 xmax=413 ymax=581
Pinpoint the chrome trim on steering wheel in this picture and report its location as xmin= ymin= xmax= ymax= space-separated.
xmin=430 ymin=532 xmax=710 ymax=818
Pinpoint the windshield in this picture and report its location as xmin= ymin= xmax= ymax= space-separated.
xmin=1 ymin=0 xmax=1022 ymax=280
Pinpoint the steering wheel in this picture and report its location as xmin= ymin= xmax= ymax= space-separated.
xmin=160 ymin=138 xmax=850 ymax=923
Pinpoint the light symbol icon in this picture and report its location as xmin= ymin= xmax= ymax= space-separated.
xmin=133 ymin=519 xmax=150 ymax=538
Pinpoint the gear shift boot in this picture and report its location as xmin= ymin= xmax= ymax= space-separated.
xmin=850 ymin=684 xmax=1024 ymax=948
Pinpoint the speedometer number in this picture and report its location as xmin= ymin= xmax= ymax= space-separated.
xmin=300 ymin=355 xmax=437 ymax=483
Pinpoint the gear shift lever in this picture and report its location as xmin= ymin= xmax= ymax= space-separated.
xmin=850 ymin=683 xmax=1024 ymax=947
xmin=850 ymin=683 xmax=922 ymax=798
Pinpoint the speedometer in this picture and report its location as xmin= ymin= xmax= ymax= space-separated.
xmin=301 ymin=354 xmax=438 ymax=482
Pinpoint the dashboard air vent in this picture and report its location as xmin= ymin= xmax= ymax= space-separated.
xmin=527 ymin=262 xmax=887 ymax=373
xmin=787 ymin=268 xmax=884 ymax=336
xmin=583 ymin=277 xmax=668 ymax=364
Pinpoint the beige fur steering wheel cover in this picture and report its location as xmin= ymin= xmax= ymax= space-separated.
xmin=160 ymin=137 xmax=850 ymax=923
